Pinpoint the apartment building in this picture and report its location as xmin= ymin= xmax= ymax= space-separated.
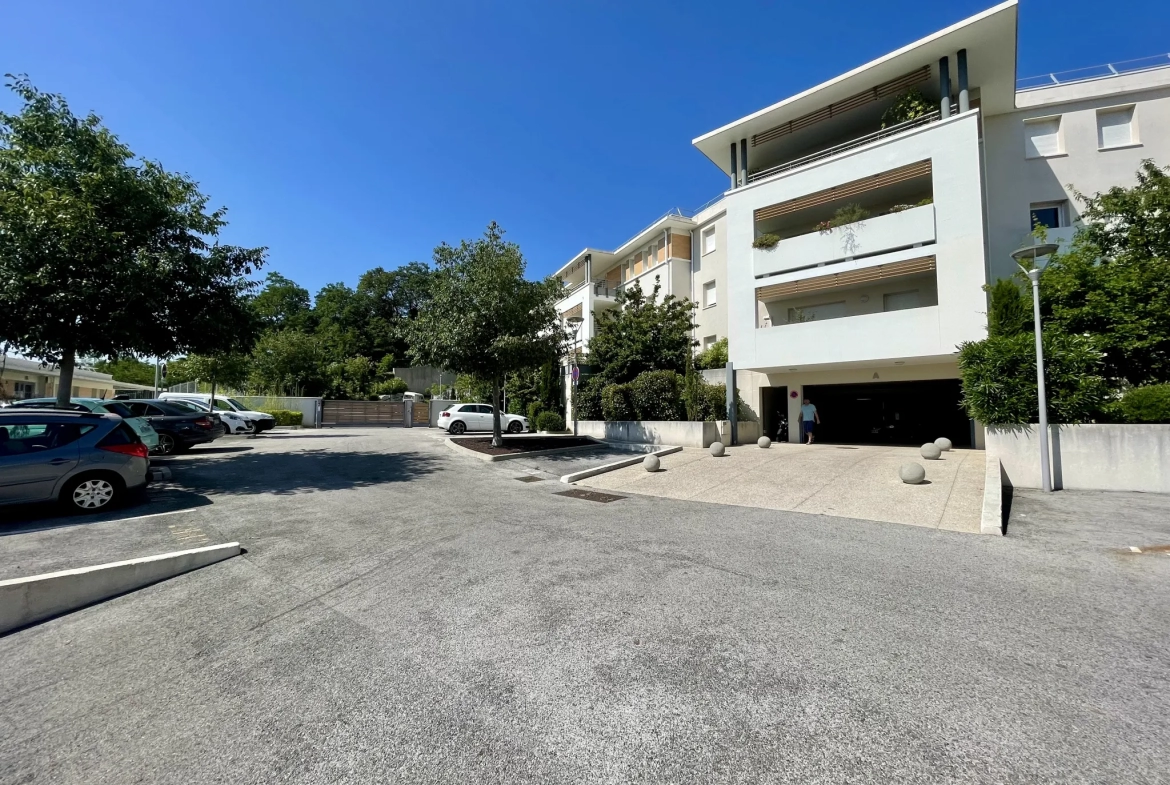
xmin=555 ymin=0 xmax=1170 ymax=445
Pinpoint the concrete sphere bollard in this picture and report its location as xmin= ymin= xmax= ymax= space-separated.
xmin=709 ymin=441 xmax=726 ymax=457
xmin=920 ymin=442 xmax=942 ymax=460
xmin=900 ymin=462 xmax=926 ymax=484
xmin=934 ymin=437 xmax=953 ymax=452
xmin=643 ymin=454 xmax=660 ymax=472
xmin=757 ymin=436 xmax=771 ymax=449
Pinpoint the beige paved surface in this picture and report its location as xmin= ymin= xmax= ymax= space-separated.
xmin=578 ymin=443 xmax=986 ymax=532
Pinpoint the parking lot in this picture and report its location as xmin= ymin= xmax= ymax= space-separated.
xmin=3 ymin=428 xmax=1170 ymax=784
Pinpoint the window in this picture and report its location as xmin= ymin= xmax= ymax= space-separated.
xmin=1097 ymin=105 xmax=1136 ymax=149
xmin=1030 ymin=201 xmax=1067 ymax=230
xmin=883 ymin=290 xmax=922 ymax=312
xmin=703 ymin=280 xmax=717 ymax=308
xmin=702 ymin=226 xmax=716 ymax=255
xmin=1024 ymin=116 xmax=1062 ymax=158
xmin=788 ymin=301 xmax=846 ymax=322
xmin=703 ymin=335 xmax=717 ymax=350
xmin=0 ymin=422 xmax=93 ymax=456
xmin=13 ymin=381 xmax=34 ymax=399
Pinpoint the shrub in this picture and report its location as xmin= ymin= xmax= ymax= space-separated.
xmin=957 ymin=332 xmax=1109 ymax=424
xmin=695 ymin=337 xmax=728 ymax=370
xmin=526 ymin=400 xmax=544 ymax=422
xmin=629 ymin=370 xmax=684 ymax=421
xmin=752 ymin=233 xmax=781 ymax=250
xmin=601 ymin=383 xmax=635 ymax=421
xmin=575 ymin=377 xmax=604 ymax=420
xmin=535 ymin=410 xmax=566 ymax=432
xmin=258 ymin=408 xmax=304 ymax=426
xmin=371 ymin=377 xmax=408 ymax=397
xmin=1120 ymin=384 xmax=1170 ymax=423
xmin=881 ymin=88 xmax=933 ymax=128
xmin=986 ymin=277 xmax=1032 ymax=338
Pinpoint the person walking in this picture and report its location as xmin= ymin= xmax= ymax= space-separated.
xmin=800 ymin=397 xmax=820 ymax=444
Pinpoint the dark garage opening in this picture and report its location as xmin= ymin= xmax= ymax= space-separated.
xmin=802 ymin=379 xmax=971 ymax=447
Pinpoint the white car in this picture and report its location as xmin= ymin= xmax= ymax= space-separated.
xmin=438 ymin=404 xmax=528 ymax=435
xmin=160 ymin=393 xmax=277 ymax=432
xmin=162 ymin=398 xmax=254 ymax=434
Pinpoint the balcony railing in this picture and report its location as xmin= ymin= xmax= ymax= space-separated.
xmin=747 ymin=110 xmax=945 ymax=185
xmin=1017 ymin=54 xmax=1170 ymax=91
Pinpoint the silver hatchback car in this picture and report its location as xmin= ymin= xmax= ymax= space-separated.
xmin=0 ymin=409 xmax=150 ymax=513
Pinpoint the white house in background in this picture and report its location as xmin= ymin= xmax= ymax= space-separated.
xmin=0 ymin=355 xmax=119 ymax=401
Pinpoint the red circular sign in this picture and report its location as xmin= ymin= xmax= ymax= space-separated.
xmin=790 ymin=390 xmax=799 ymax=398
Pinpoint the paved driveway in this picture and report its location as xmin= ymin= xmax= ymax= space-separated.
xmin=579 ymin=442 xmax=986 ymax=532
xmin=1 ymin=428 xmax=1168 ymax=784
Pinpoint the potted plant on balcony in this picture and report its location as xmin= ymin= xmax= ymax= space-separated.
xmin=752 ymin=233 xmax=781 ymax=250
xmin=818 ymin=203 xmax=870 ymax=256
xmin=881 ymin=89 xmax=934 ymax=129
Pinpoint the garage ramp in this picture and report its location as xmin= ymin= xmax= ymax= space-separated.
xmin=577 ymin=443 xmax=985 ymax=533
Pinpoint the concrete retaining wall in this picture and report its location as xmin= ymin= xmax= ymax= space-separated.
xmin=0 ymin=542 xmax=241 ymax=635
xmin=986 ymin=424 xmax=1170 ymax=493
xmin=236 ymin=396 xmax=322 ymax=428
xmin=575 ymin=420 xmax=757 ymax=448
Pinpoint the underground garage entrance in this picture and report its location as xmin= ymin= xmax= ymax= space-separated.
xmin=800 ymin=379 xmax=972 ymax=448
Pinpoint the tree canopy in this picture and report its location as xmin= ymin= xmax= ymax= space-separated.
xmin=588 ymin=279 xmax=697 ymax=385
xmin=405 ymin=222 xmax=564 ymax=444
xmin=0 ymin=76 xmax=264 ymax=404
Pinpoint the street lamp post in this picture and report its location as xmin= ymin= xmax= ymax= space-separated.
xmin=567 ymin=316 xmax=583 ymax=436
xmin=1010 ymin=241 xmax=1059 ymax=493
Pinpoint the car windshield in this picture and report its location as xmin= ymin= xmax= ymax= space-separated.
xmin=99 ymin=402 xmax=134 ymax=418
xmin=225 ymin=398 xmax=247 ymax=410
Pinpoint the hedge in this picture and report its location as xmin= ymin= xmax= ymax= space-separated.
xmin=535 ymin=411 xmax=566 ymax=432
xmin=601 ymin=383 xmax=634 ymax=421
xmin=1120 ymin=384 xmax=1170 ymax=423
xmin=258 ymin=408 xmax=304 ymax=426
xmin=629 ymin=370 xmax=685 ymax=421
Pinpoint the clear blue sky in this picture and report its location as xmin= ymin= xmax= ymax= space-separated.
xmin=3 ymin=0 xmax=1166 ymax=296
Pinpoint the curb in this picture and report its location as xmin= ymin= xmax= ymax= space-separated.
xmin=561 ymin=445 xmax=683 ymax=483
xmin=980 ymin=455 xmax=1005 ymax=535
xmin=0 ymin=542 xmax=241 ymax=635
xmin=445 ymin=436 xmax=608 ymax=463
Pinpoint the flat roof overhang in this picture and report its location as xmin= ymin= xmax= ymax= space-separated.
xmin=692 ymin=0 xmax=1018 ymax=175
xmin=553 ymin=213 xmax=697 ymax=279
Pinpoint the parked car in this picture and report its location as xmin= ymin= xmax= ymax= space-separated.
xmin=437 ymin=404 xmax=529 ymax=435
xmin=122 ymin=400 xmax=226 ymax=454
xmin=0 ymin=409 xmax=149 ymax=513
xmin=4 ymin=397 xmax=159 ymax=452
xmin=157 ymin=398 xmax=253 ymax=434
xmin=159 ymin=393 xmax=277 ymax=432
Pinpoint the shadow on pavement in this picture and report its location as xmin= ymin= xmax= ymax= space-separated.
xmin=174 ymin=448 xmax=441 ymax=496
xmin=0 ymin=488 xmax=214 ymax=534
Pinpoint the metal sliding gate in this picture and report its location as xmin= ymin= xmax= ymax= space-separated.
xmin=321 ymin=400 xmax=430 ymax=427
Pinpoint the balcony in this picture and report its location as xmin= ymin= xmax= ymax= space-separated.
xmin=755 ymin=306 xmax=944 ymax=367
xmin=754 ymin=203 xmax=936 ymax=278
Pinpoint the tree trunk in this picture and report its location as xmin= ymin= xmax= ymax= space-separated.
xmin=491 ymin=375 xmax=503 ymax=448
xmin=56 ymin=348 xmax=76 ymax=408
xmin=209 ymin=374 xmax=218 ymax=417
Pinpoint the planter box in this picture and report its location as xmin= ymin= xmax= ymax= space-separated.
xmin=753 ymin=204 xmax=935 ymax=278
xmin=986 ymin=424 xmax=1170 ymax=493
xmin=575 ymin=420 xmax=759 ymax=448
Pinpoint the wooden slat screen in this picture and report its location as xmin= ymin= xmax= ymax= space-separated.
xmin=753 ymin=160 xmax=931 ymax=223
xmin=321 ymin=400 xmax=406 ymax=427
xmin=669 ymin=232 xmax=691 ymax=260
xmin=756 ymin=256 xmax=936 ymax=302
xmin=562 ymin=303 xmax=583 ymax=320
xmin=752 ymin=66 xmax=932 ymax=147
xmin=605 ymin=266 xmax=621 ymax=286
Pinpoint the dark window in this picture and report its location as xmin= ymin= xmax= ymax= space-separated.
xmin=102 ymin=402 xmax=134 ymax=418
xmin=1030 ymin=206 xmax=1062 ymax=229
xmin=0 ymin=422 xmax=93 ymax=455
xmin=96 ymin=422 xmax=139 ymax=447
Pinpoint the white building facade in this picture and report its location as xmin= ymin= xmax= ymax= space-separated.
xmin=555 ymin=0 xmax=1170 ymax=445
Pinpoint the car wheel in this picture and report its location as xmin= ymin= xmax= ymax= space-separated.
xmin=62 ymin=474 xmax=121 ymax=513
xmin=156 ymin=433 xmax=177 ymax=455
xmin=449 ymin=420 xmax=466 ymax=435
xmin=507 ymin=420 xmax=522 ymax=434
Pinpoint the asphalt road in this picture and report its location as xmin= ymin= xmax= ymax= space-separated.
xmin=2 ymin=428 xmax=1168 ymax=784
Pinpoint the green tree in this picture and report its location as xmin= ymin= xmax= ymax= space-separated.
xmin=588 ymin=280 xmax=697 ymax=385
xmin=406 ymin=222 xmax=564 ymax=446
xmin=1041 ymin=160 xmax=1170 ymax=386
xmin=0 ymin=76 xmax=264 ymax=407
xmin=249 ymin=330 xmax=323 ymax=395
xmin=252 ymin=272 xmax=313 ymax=332
xmin=985 ymin=276 xmax=1032 ymax=338
xmin=93 ymin=357 xmax=156 ymax=386
xmin=694 ymin=337 xmax=728 ymax=370
xmin=179 ymin=353 xmax=250 ymax=408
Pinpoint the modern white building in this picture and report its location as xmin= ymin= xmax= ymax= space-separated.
xmin=555 ymin=0 xmax=1170 ymax=445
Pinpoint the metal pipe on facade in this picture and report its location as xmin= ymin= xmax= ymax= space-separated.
xmin=729 ymin=143 xmax=738 ymax=189
xmin=939 ymin=56 xmax=951 ymax=118
xmin=958 ymin=49 xmax=970 ymax=113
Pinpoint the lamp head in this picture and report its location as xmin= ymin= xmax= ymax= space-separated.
xmin=1011 ymin=242 xmax=1059 ymax=277
xmin=567 ymin=315 xmax=583 ymax=327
